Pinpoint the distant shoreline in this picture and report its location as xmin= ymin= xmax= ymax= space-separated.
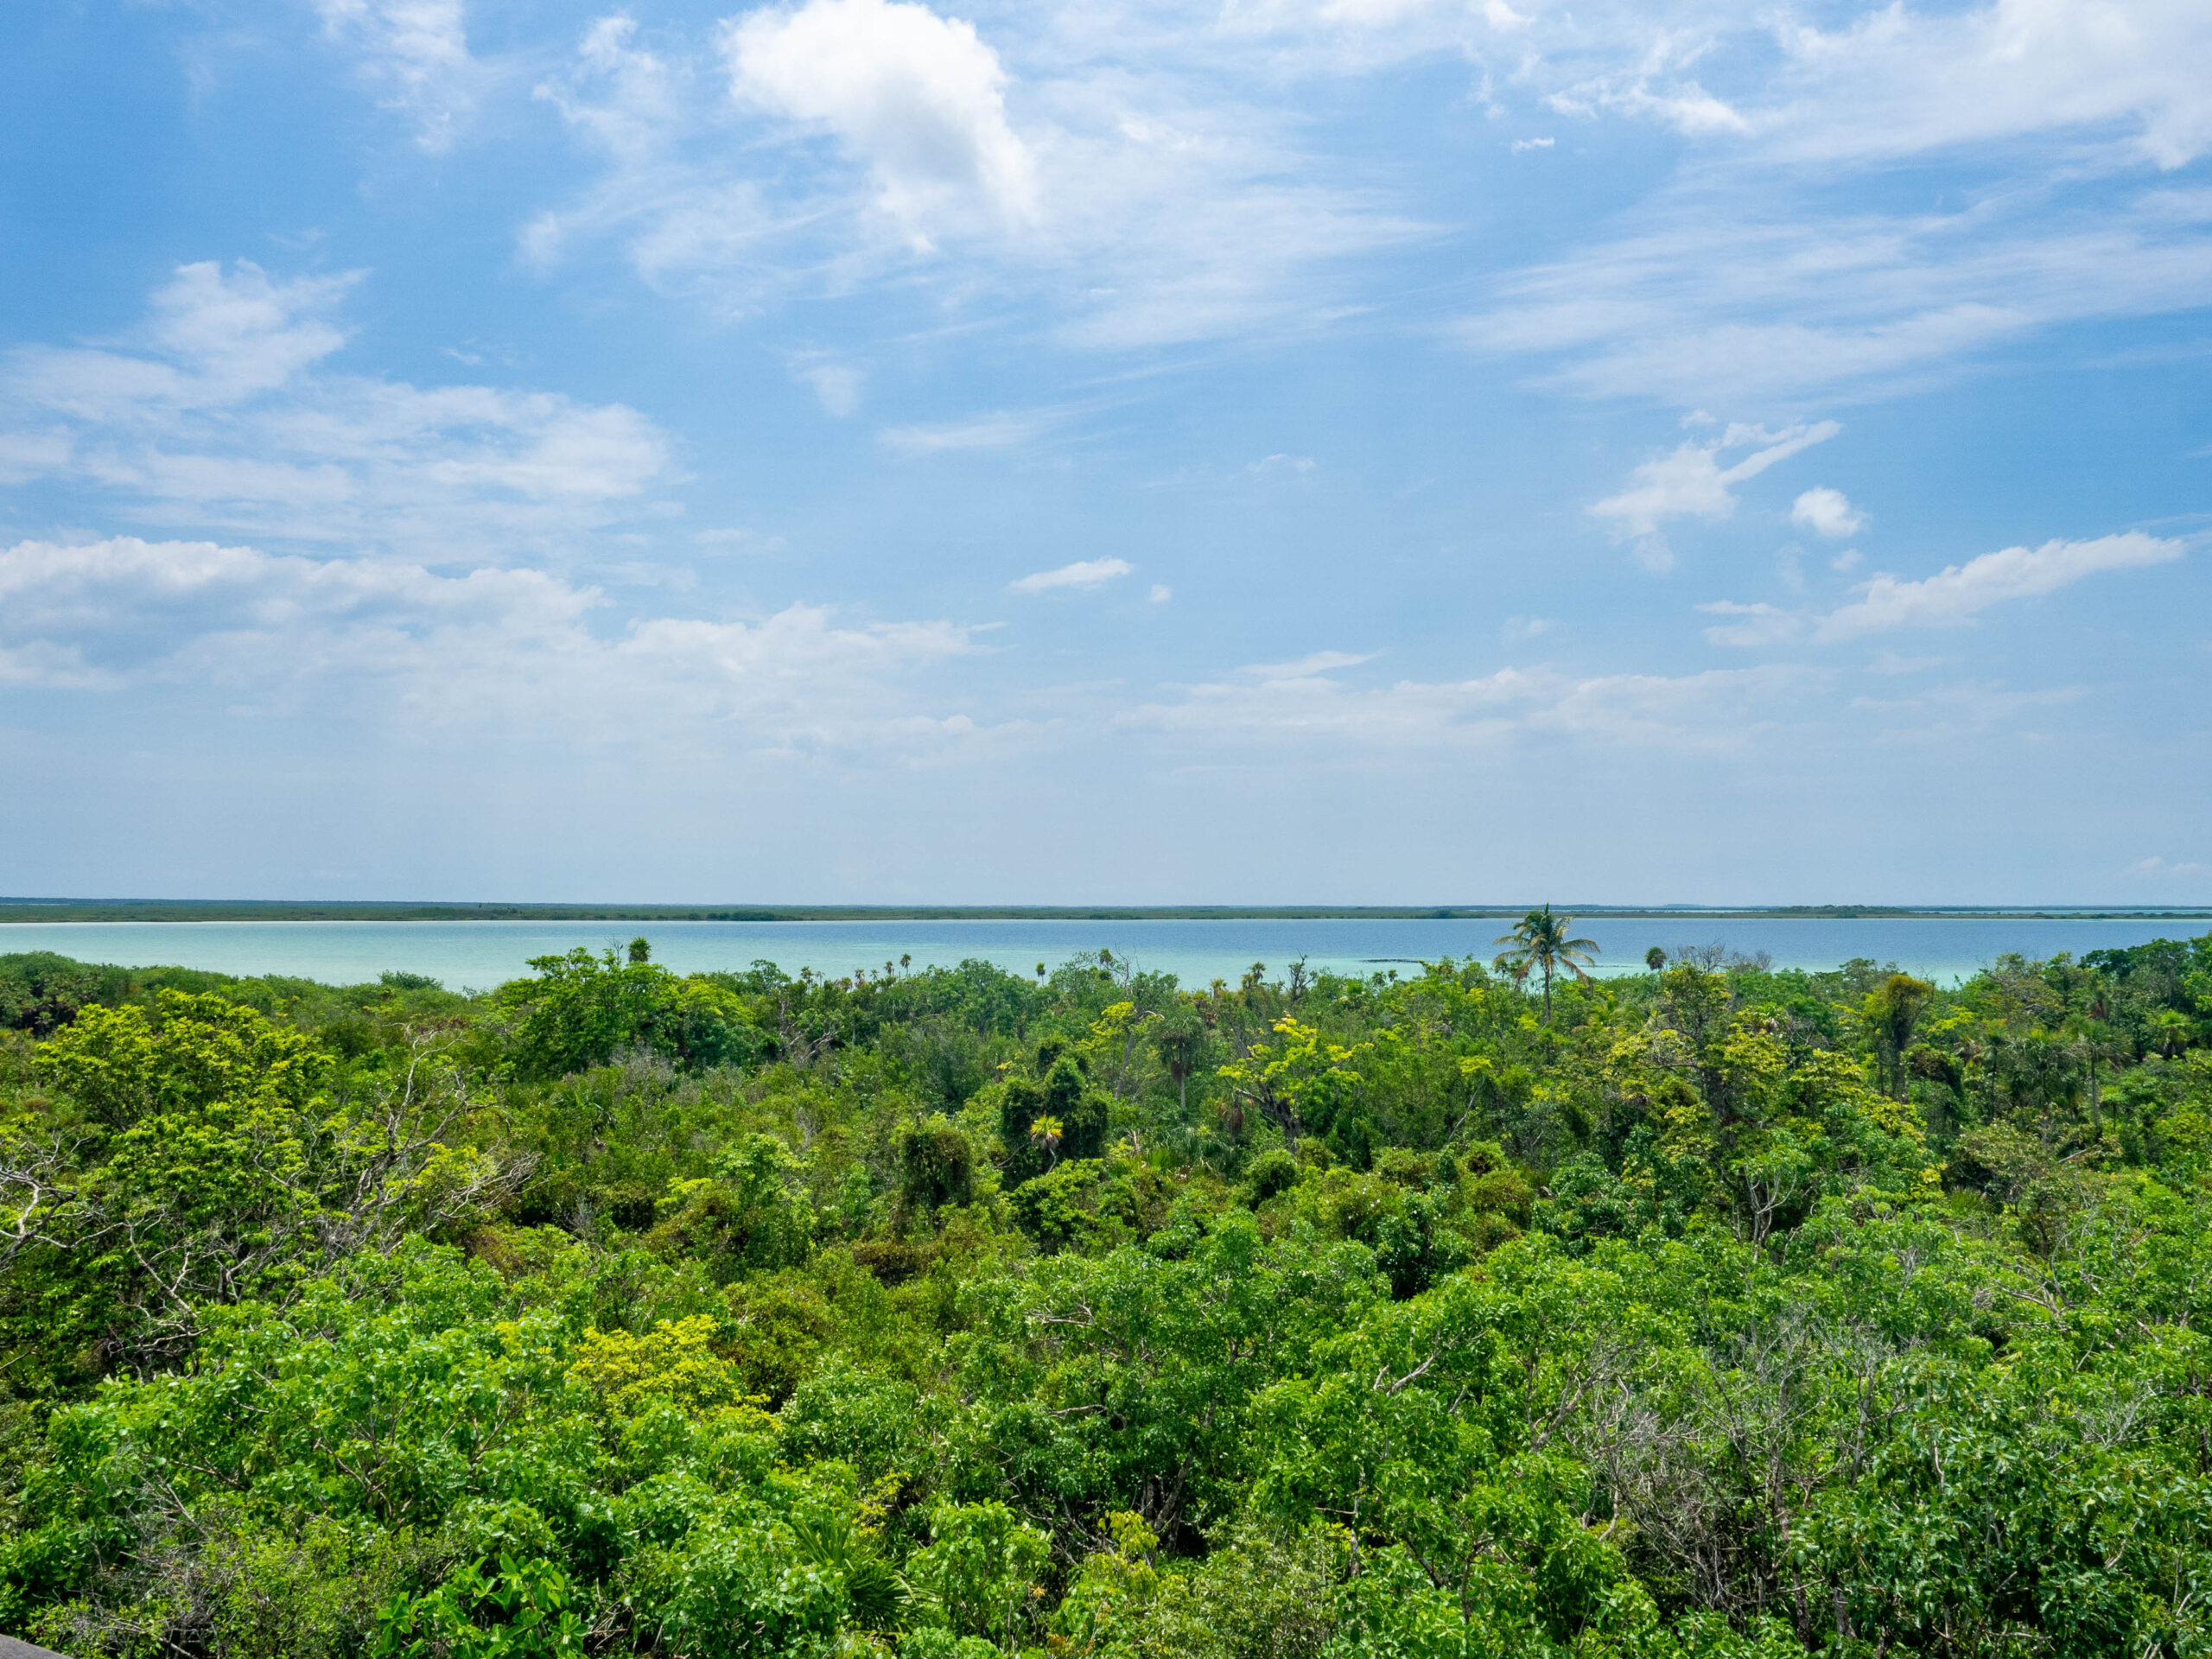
xmin=3 ymin=900 xmax=2208 ymax=925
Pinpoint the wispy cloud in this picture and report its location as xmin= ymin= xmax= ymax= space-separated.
xmin=880 ymin=411 xmax=1054 ymax=454
xmin=1848 ymin=679 xmax=2087 ymax=743
xmin=312 ymin=0 xmax=481 ymax=151
xmin=1700 ymin=530 xmax=2188 ymax=647
xmin=1465 ymin=188 xmax=2212 ymax=408
xmin=1121 ymin=659 xmax=1822 ymax=753
xmin=1008 ymin=556 xmax=1133 ymax=594
xmin=789 ymin=354 xmax=864 ymax=416
xmin=1238 ymin=649 xmax=1377 ymax=680
xmin=1817 ymin=532 xmax=2185 ymax=639
xmin=523 ymin=0 xmax=1425 ymax=346
xmin=2124 ymin=855 xmax=2210 ymax=881
xmin=1590 ymin=420 xmax=1839 ymax=567
xmin=0 ymin=262 xmax=676 ymax=557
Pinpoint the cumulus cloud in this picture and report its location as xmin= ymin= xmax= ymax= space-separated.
xmin=1008 ymin=556 xmax=1133 ymax=594
xmin=527 ymin=2 xmax=1422 ymax=347
xmin=0 ymin=536 xmax=984 ymax=753
xmin=1816 ymin=532 xmax=2184 ymax=639
xmin=1791 ymin=486 xmax=1866 ymax=539
xmin=1590 ymin=421 xmax=1840 ymax=564
xmin=0 ymin=262 xmax=674 ymax=556
xmin=723 ymin=0 xmax=1037 ymax=242
xmin=479 ymin=0 xmax=2212 ymax=391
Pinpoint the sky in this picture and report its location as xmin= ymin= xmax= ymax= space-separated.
xmin=0 ymin=0 xmax=2208 ymax=905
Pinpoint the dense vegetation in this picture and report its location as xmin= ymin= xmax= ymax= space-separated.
xmin=2 ymin=924 xmax=2209 ymax=1659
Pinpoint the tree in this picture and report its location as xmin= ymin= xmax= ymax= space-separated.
xmin=1492 ymin=906 xmax=1599 ymax=1022
xmin=1861 ymin=972 xmax=1934 ymax=1096
xmin=1152 ymin=1007 xmax=1208 ymax=1118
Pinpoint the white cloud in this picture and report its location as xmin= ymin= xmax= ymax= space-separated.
xmin=0 ymin=641 xmax=120 ymax=692
xmin=1510 ymin=137 xmax=1554 ymax=154
xmin=526 ymin=3 xmax=1423 ymax=347
xmin=0 ymin=263 xmax=675 ymax=556
xmin=1700 ymin=530 xmax=2188 ymax=649
xmin=1502 ymin=615 xmax=1554 ymax=641
xmin=0 ymin=536 xmax=985 ymax=753
xmin=2124 ymin=855 xmax=2210 ymax=881
xmin=1847 ymin=678 xmax=2086 ymax=742
xmin=1866 ymin=648 xmax=1941 ymax=675
xmin=1465 ymin=186 xmax=2212 ymax=407
xmin=1547 ymin=79 xmax=1749 ymax=140
xmin=1830 ymin=548 xmax=1863 ymax=572
xmin=12 ymin=262 xmax=356 ymax=416
xmin=880 ymin=411 xmax=1052 ymax=454
xmin=533 ymin=16 xmax=684 ymax=168
xmin=1817 ymin=531 xmax=2185 ymax=639
xmin=790 ymin=355 xmax=864 ymax=416
xmin=1791 ymin=486 xmax=1866 ymax=539
xmin=1760 ymin=0 xmax=2212 ymax=172
xmin=313 ymin=0 xmax=480 ymax=151
xmin=1120 ymin=659 xmax=1820 ymax=753
xmin=1696 ymin=599 xmax=1802 ymax=649
xmin=1148 ymin=583 xmax=1173 ymax=603
xmin=1008 ymin=556 xmax=1133 ymax=594
xmin=1239 ymin=649 xmax=1377 ymax=679
xmin=1516 ymin=0 xmax=2212 ymax=171
xmin=723 ymin=0 xmax=1038 ymax=244
xmin=1590 ymin=420 xmax=1840 ymax=557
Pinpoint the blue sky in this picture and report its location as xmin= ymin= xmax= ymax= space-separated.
xmin=1 ymin=0 xmax=2207 ymax=903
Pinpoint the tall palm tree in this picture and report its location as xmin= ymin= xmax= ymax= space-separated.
xmin=1494 ymin=906 xmax=1600 ymax=1022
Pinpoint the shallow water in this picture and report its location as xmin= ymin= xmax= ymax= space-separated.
xmin=2 ymin=914 xmax=2203 ymax=991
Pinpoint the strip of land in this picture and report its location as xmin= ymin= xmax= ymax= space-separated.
xmin=2 ymin=899 xmax=2207 ymax=924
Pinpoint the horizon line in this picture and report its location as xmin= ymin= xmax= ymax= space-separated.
xmin=3 ymin=898 xmax=2209 ymax=925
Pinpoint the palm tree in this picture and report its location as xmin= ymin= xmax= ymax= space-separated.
xmin=1494 ymin=906 xmax=1599 ymax=1022
xmin=1863 ymin=972 xmax=1934 ymax=1097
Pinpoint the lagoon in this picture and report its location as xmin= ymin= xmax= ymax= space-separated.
xmin=1 ymin=913 xmax=2204 ymax=991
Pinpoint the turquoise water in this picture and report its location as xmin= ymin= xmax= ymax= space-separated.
xmin=1 ymin=915 xmax=2202 ymax=991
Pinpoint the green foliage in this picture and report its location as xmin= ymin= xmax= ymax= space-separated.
xmin=502 ymin=948 xmax=767 ymax=1080
xmin=35 ymin=988 xmax=332 ymax=1130
xmin=3 ymin=931 xmax=2212 ymax=1658
xmin=374 ymin=1553 xmax=588 ymax=1658
xmin=904 ymin=1501 xmax=1051 ymax=1644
